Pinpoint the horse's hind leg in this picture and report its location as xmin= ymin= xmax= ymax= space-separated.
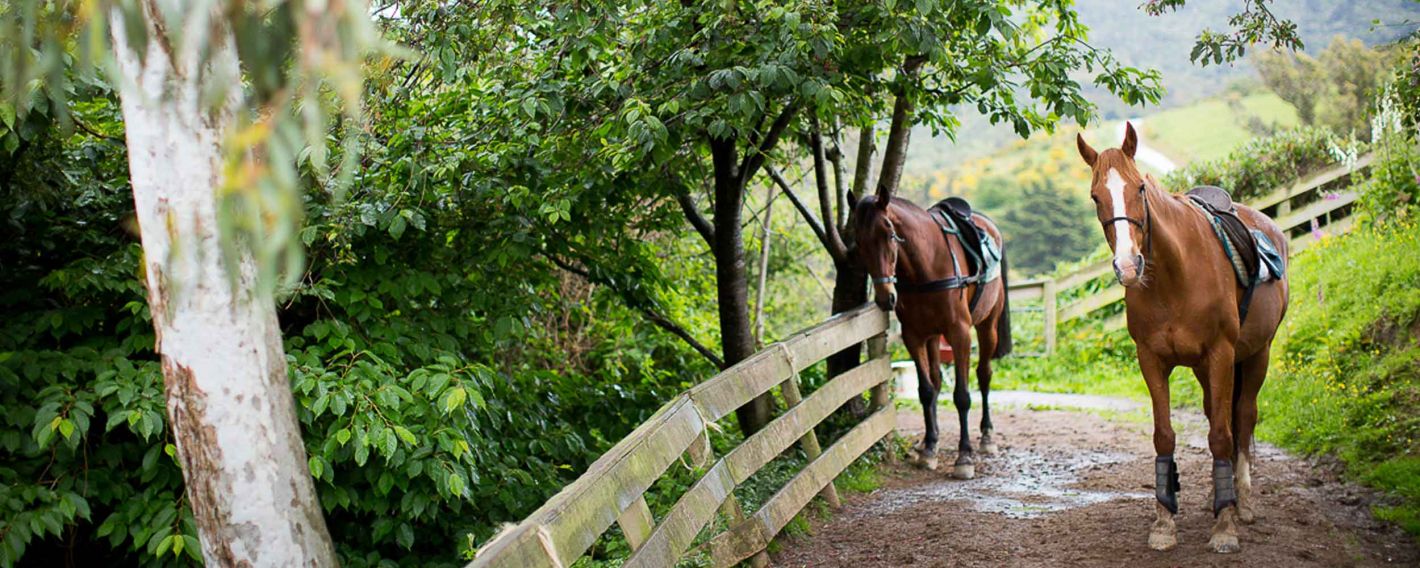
xmin=975 ymin=316 xmax=999 ymax=455
xmin=946 ymin=325 xmax=976 ymax=480
xmin=907 ymin=335 xmax=941 ymax=470
xmin=1234 ymin=347 xmax=1269 ymax=525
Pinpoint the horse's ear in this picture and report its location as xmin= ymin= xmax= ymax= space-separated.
xmin=1076 ymin=133 xmax=1097 ymax=167
xmin=874 ymin=194 xmax=889 ymax=210
xmin=1122 ymin=121 xmax=1138 ymax=159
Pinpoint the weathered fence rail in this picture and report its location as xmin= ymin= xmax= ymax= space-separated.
xmin=1007 ymin=154 xmax=1374 ymax=351
xmin=468 ymin=304 xmax=893 ymax=568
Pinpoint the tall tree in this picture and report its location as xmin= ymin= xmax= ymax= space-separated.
xmin=2 ymin=1 xmax=381 ymax=563
xmin=763 ymin=1 xmax=1164 ymax=398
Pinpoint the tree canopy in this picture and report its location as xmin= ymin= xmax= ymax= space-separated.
xmin=0 ymin=0 xmax=1329 ymax=565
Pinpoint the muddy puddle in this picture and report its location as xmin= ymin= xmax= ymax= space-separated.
xmin=858 ymin=448 xmax=1152 ymax=519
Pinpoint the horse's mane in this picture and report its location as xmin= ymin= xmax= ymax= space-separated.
xmin=852 ymin=196 xmax=929 ymax=232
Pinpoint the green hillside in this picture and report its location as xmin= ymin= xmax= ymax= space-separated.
xmin=1141 ymin=91 xmax=1302 ymax=163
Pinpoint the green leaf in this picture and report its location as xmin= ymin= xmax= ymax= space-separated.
xmin=155 ymin=534 xmax=175 ymax=557
xmin=393 ymin=425 xmax=417 ymax=446
xmin=308 ymin=456 xmax=324 ymax=479
xmin=336 ymin=428 xmax=352 ymax=446
xmin=397 ymin=523 xmax=415 ymax=550
xmin=447 ymin=472 xmax=465 ymax=497
xmin=443 ymin=386 xmax=467 ymax=414
xmin=183 ymin=536 xmax=203 ymax=561
xmin=0 ymin=102 xmax=13 ymax=128
xmin=389 ymin=215 xmax=408 ymax=240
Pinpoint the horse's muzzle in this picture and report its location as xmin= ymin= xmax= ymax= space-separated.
xmin=876 ymin=291 xmax=898 ymax=312
xmin=1114 ymin=254 xmax=1146 ymax=286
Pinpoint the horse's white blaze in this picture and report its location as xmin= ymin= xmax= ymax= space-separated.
xmin=1106 ymin=168 xmax=1136 ymax=265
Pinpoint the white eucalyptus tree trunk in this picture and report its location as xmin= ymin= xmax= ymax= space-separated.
xmin=109 ymin=6 xmax=337 ymax=566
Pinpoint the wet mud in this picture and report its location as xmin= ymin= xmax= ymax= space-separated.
xmin=772 ymin=396 xmax=1420 ymax=567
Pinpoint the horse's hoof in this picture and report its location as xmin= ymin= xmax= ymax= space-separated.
xmin=951 ymin=463 xmax=975 ymax=480
xmin=1148 ymin=530 xmax=1177 ymax=551
xmin=1209 ymin=506 xmax=1241 ymax=553
xmin=1208 ymin=533 xmax=1240 ymax=554
xmin=919 ymin=455 xmax=940 ymax=471
xmin=980 ymin=440 xmax=999 ymax=456
xmin=1238 ymin=505 xmax=1257 ymax=524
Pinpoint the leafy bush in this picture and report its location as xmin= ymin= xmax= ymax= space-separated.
xmin=0 ymin=91 xmax=717 ymax=566
xmin=1162 ymin=125 xmax=1362 ymax=202
xmin=1257 ymin=217 xmax=1420 ymax=537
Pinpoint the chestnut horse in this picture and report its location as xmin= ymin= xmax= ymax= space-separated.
xmin=853 ymin=195 xmax=1012 ymax=480
xmin=1076 ymin=123 xmax=1289 ymax=554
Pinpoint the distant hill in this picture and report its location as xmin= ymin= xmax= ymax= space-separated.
xmin=1078 ymin=0 xmax=1420 ymax=114
xmin=903 ymin=0 xmax=1420 ymax=173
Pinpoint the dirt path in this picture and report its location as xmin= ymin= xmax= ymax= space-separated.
xmin=773 ymin=396 xmax=1419 ymax=567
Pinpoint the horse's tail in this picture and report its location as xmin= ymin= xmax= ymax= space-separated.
xmin=993 ymin=243 xmax=1013 ymax=359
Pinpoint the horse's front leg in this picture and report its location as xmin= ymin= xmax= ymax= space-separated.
xmin=1140 ymin=351 xmax=1179 ymax=552
xmin=1199 ymin=345 xmax=1242 ymax=554
xmin=946 ymin=325 xmax=975 ymax=480
xmin=906 ymin=335 xmax=941 ymax=470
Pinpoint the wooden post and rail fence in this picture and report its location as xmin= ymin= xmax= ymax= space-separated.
xmin=1006 ymin=153 xmax=1374 ymax=354
xmin=467 ymin=155 xmax=1374 ymax=567
xmin=468 ymin=304 xmax=896 ymax=567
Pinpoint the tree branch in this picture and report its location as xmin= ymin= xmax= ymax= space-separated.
xmin=809 ymin=116 xmax=848 ymax=263
xmin=670 ymin=172 xmax=715 ymax=247
xmin=738 ymin=100 xmax=800 ymax=193
xmin=766 ymin=165 xmax=838 ymax=262
xmin=829 ymin=116 xmax=850 ymax=230
xmin=543 ymin=253 xmax=724 ymax=368
xmin=850 ymin=123 xmax=875 ymax=205
xmin=72 ymin=117 xmax=123 ymax=142
xmin=874 ymin=56 xmax=925 ymax=203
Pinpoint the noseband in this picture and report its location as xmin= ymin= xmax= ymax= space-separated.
xmin=1102 ymin=181 xmax=1154 ymax=256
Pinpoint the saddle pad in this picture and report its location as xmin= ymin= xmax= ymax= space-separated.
xmin=1254 ymin=230 xmax=1286 ymax=281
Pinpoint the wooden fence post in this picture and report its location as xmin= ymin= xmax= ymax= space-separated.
xmin=779 ymin=375 xmax=842 ymax=508
xmin=866 ymin=332 xmax=894 ymax=463
xmin=1042 ymin=279 xmax=1057 ymax=355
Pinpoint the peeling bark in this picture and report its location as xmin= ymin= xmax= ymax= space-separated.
xmin=111 ymin=6 xmax=336 ymax=565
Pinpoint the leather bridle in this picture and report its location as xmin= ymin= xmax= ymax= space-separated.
xmin=1102 ymin=181 xmax=1154 ymax=257
xmin=870 ymin=217 xmax=907 ymax=286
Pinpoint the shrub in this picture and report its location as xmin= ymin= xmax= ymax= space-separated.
xmin=0 ymin=100 xmax=709 ymax=566
xmin=1162 ymin=126 xmax=1363 ymax=202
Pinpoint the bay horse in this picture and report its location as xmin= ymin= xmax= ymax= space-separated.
xmin=1076 ymin=123 xmax=1289 ymax=553
xmin=853 ymin=194 xmax=1012 ymax=480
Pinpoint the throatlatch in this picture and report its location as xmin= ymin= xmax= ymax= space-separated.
xmin=1212 ymin=458 xmax=1238 ymax=516
xmin=1155 ymin=455 xmax=1181 ymax=514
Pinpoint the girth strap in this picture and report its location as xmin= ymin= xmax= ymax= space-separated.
xmin=897 ymin=275 xmax=974 ymax=294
